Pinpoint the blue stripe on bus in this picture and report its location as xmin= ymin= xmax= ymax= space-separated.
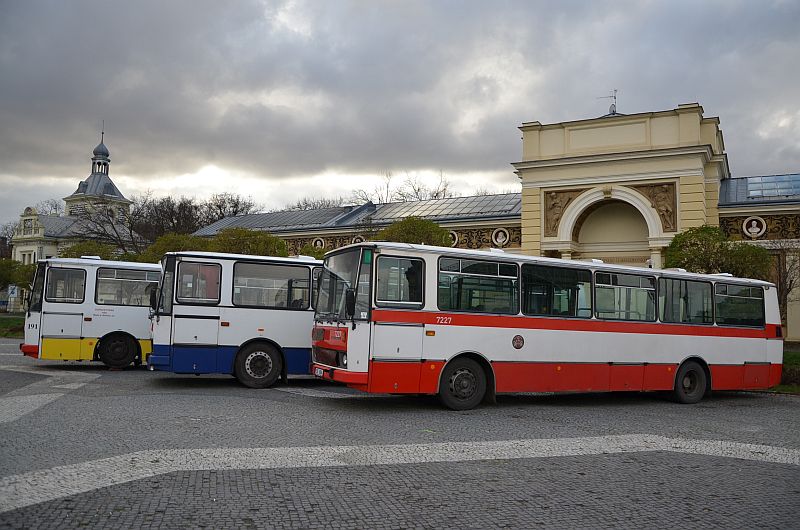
xmin=148 ymin=344 xmax=311 ymax=375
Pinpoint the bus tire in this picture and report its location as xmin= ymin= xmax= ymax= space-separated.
xmin=98 ymin=333 xmax=137 ymax=368
xmin=234 ymin=343 xmax=282 ymax=389
xmin=673 ymin=360 xmax=707 ymax=404
xmin=439 ymin=357 xmax=486 ymax=411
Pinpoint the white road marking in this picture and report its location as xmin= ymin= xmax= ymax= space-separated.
xmin=51 ymin=383 xmax=86 ymax=390
xmin=0 ymin=394 xmax=64 ymax=424
xmin=0 ymin=434 xmax=797 ymax=513
xmin=0 ymin=365 xmax=99 ymax=423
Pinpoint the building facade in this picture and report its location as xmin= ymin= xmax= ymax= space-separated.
xmin=196 ymin=194 xmax=524 ymax=255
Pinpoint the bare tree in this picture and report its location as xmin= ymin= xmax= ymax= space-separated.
xmin=35 ymin=198 xmax=64 ymax=216
xmin=0 ymin=220 xmax=16 ymax=241
xmin=394 ymin=171 xmax=457 ymax=201
xmin=71 ymin=199 xmax=148 ymax=254
xmin=282 ymin=196 xmax=349 ymax=211
xmin=352 ymin=170 xmax=457 ymax=204
xmin=200 ymin=193 xmax=260 ymax=226
xmin=351 ymin=171 xmax=396 ymax=204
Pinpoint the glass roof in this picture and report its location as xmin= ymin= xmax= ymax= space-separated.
xmin=719 ymin=174 xmax=800 ymax=206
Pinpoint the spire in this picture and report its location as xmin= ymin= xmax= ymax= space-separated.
xmin=91 ymin=124 xmax=110 ymax=174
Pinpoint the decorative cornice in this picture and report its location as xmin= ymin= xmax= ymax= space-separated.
xmin=512 ymin=145 xmax=715 ymax=174
xmin=521 ymin=170 xmax=690 ymax=189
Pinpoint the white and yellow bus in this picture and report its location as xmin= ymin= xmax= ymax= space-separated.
xmin=20 ymin=257 xmax=160 ymax=368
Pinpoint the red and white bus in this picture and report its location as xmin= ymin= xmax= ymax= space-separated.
xmin=311 ymin=242 xmax=783 ymax=410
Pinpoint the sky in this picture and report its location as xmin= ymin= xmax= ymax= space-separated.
xmin=1 ymin=0 xmax=799 ymax=224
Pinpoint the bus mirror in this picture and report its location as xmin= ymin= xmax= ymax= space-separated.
xmin=345 ymin=288 xmax=356 ymax=318
xmin=149 ymin=289 xmax=158 ymax=311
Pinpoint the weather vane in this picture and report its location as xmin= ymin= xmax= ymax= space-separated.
xmin=597 ymin=89 xmax=619 ymax=114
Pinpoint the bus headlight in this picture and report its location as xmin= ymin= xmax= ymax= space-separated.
xmin=342 ymin=354 xmax=347 ymax=367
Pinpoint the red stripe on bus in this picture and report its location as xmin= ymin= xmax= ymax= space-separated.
xmin=371 ymin=309 xmax=776 ymax=339
xmin=323 ymin=361 xmax=782 ymax=395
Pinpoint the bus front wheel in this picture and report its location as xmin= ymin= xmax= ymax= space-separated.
xmin=439 ymin=357 xmax=486 ymax=411
xmin=98 ymin=334 xmax=136 ymax=368
xmin=673 ymin=361 xmax=707 ymax=404
xmin=234 ymin=343 xmax=282 ymax=389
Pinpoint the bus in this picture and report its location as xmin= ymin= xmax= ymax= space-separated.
xmin=311 ymin=242 xmax=783 ymax=410
xmin=20 ymin=257 xmax=161 ymax=368
xmin=148 ymin=251 xmax=322 ymax=388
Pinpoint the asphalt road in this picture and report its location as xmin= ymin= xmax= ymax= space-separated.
xmin=0 ymin=338 xmax=798 ymax=529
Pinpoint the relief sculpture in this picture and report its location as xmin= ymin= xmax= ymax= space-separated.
xmin=544 ymin=189 xmax=586 ymax=237
xmin=720 ymin=214 xmax=800 ymax=241
xmin=632 ymin=183 xmax=677 ymax=232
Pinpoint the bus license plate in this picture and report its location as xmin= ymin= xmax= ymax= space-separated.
xmin=315 ymin=367 xmax=324 ymax=377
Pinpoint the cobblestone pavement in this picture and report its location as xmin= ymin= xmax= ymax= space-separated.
xmin=1 ymin=338 xmax=798 ymax=528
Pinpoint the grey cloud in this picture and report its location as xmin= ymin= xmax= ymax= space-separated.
xmin=1 ymin=0 xmax=799 ymax=219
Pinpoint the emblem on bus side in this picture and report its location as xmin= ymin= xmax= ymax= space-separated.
xmin=512 ymin=335 xmax=524 ymax=349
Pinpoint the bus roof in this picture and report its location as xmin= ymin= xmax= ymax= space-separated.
xmin=164 ymin=251 xmax=322 ymax=265
xmin=41 ymin=258 xmax=161 ymax=270
xmin=329 ymin=241 xmax=775 ymax=287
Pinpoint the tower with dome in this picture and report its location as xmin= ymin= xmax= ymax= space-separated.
xmin=10 ymin=133 xmax=134 ymax=267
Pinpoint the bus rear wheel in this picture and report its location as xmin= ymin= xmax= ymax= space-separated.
xmin=439 ymin=357 xmax=486 ymax=411
xmin=98 ymin=334 xmax=137 ymax=368
xmin=234 ymin=343 xmax=282 ymax=389
xmin=673 ymin=361 xmax=707 ymax=404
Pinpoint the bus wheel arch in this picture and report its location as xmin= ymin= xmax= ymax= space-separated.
xmin=438 ymin=352 xmax=495 ymax=410
xmin=673 ymin=357 xmax=711 ymax=404
xmin=233 ymin=339 xmax=284 ymax=389
xmin=96 ymin=332 xmax=139 ymax=368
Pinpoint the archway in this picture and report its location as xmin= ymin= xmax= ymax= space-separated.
xmin=573 ymin=200 xmax=651 ymax=266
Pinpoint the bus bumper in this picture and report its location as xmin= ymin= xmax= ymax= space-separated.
xmin=312 ymin=363 xmax=368 ymax=389
xmin=19 ymin=343 xmax=39 ymax=359
xmin=147 ymin=345 xmax=171 ymax=372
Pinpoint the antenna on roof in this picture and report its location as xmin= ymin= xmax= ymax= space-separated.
xmin=597 ymin=89 xmax=618 ymax=115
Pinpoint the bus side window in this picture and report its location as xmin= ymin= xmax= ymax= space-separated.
xmin=595 ymin=272 xmax=656 ymax=322
xmin=659 ymin=278 xmax=713 ymax=324
xmin=96 ymin=267 xmax=159 ymax=307
xmin=521 ymin=264 xmax=592 ymax=318
xmin=232 ymin=262 xmax=310 ymax=310
xmin=715 ymin=283 xmax=764 ymax=327
xmin=176 ymin=262 xmax=221 ymax=305
xmin=45 ymin=268 xmax=86 ymax=304
xmin=376 ymin=256 xmax=424 ymax=307
xmin=437 ymin=257 xmax=518 ymax=314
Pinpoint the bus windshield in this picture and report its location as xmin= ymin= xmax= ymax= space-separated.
xmin=28 ymin=262 xmax=46 ymax=313
xmin=316 ymin=248 xmax=372 ymax=320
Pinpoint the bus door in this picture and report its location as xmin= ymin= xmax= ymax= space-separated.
xmin=370 ymin=255 xmax=425 ymax=393
xmin=22 ymin=262 xmax=47 ymax=357
xmin=170 ymin=260 xmax=222 ymax=373
xmin=39 ymin=265 xmax=87 ymax=360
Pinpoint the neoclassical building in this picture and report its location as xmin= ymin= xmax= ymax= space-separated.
xmin=511 ymin=102 xmax=799 ymax=338
xmin=514 ymin=103 xmax=729 ymax=266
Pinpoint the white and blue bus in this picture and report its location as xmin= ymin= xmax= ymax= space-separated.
xmin=149 ymin=251 xmax=322 ymax=388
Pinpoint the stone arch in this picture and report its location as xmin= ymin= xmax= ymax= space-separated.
xmin=556 ymin=185 xmax=664 ymax=242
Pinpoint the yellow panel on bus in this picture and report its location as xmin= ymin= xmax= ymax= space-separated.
xmin=40 ymin=337 xmax=151 ymax=362
xmin=40 ymin=338 xmax=91 ymax=361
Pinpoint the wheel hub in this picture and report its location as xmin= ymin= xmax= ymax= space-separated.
xmin=449 ymin=368 xmax=477 ymax=400
xmin=245 ymin=351 xmax=272 ymax=379
xmin=682 ymin=372 xmax=697 ymax=393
